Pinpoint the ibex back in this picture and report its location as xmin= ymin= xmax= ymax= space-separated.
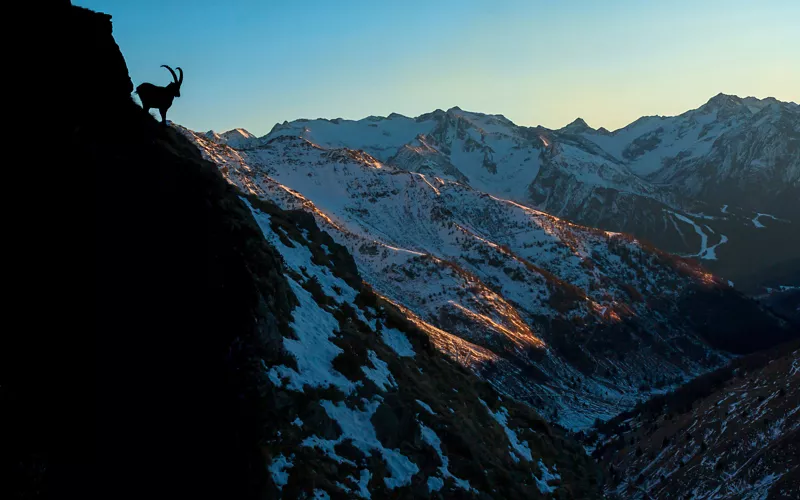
xmin=136 ymin=65 xmax=183 ymax=124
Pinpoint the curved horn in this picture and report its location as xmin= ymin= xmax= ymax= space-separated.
xmin=161 ymin=65 xmax=178 ymax=83
xmin=176 ymin=67 xmax=183 ymax=86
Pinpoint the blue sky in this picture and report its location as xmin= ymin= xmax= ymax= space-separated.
xmin=77 ymin=0 xmax=799 ymax=135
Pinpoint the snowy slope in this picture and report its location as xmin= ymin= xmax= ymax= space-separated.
xmin=266 ymin=113 xmax=437 ymax=161
xmin=589 ymin=343 xmax=800 ymax=499
xmin=179 ymin=126 xmax=791 ymax=430
xmin=573 ymin=93 xmax=800 ymax=213
xmin=237 ymin=196 xmax=599 ymax=498
xmin=204 ymin=127 xmax=258 ymax=149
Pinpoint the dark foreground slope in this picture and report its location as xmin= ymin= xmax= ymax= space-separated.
xmin=586 ymin=341 xmax=800 ymax=499
xmin=11 ymin=3 xmax=295 ymax=498
xmin=8 ymin=3 xmax=600 ymax=498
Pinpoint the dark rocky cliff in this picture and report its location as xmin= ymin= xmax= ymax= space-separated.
xmin=11 ymin=3 xmax=295 ymax=498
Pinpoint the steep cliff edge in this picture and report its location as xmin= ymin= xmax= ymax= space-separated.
xmin=12 ymin=3 xmax=295 ymax=498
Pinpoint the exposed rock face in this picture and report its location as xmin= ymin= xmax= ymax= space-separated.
xmin=63 ymin=3 xmax=134 ymax=113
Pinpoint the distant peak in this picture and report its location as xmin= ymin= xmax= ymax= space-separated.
xmin=562 ymin=117 xmax=593 ymax=132
xmin=222 ymin=128 xmax=256 ymax=139
xmin=570 ymin=117 xmax=589 ymax=127
xmin=447 ymin=106 xmax=463 ymax=113
xmin=704 ymin=93 xmax=743 ymax=108
xmin=415 ymin=109 xmax=446 ymax=122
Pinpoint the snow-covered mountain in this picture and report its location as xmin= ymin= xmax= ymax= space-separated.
xmin=577 ymin=94 xmax=799 ymax=212
xmin=203 ymin=127 xmax=258 ymax=149
xmin=208 ymin=96 xmax=799 ymax=291
xmin=178 ymin=125 xmax=793 ymax=431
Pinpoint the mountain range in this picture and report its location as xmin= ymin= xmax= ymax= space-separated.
xmin=178 ymin=99 xmax=797 ymax=430
xmin=201 ymin=95 xmax=799 ymax=293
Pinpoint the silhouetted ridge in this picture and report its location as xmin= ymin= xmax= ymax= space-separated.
xmin=12 ymin=3 xmax=295 ymax=498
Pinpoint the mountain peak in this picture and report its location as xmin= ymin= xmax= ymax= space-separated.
xmin=415 ymin=108 xmax=446 ymax=122
xmin=222 ymin=128 xmax=256 ymax=139
xmin=203 ymin=128 xmax=259 ymax=148
xmin=562 ymin=117 xmax=593 ymax=132
xmin=704 ymin=92 xmax=743 ymax=109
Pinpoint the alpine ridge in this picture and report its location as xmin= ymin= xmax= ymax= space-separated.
xmin=178 ymin=120 xmax=794 ymax=431
xmin=204 ymin=96 xmax=799 ymax=293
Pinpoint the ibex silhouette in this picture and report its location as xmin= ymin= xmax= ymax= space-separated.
xmin=136 ymin=65 xmax=183 ymax=124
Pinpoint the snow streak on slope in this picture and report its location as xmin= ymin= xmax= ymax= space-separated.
xmin=666 ymin=210 xmax=729 ymax=260
xmin=752 ymin=212 xmax=782 ymax=229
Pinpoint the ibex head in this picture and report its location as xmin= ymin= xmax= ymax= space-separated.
xmin=161 ymin=65 xmax=183 ymax=98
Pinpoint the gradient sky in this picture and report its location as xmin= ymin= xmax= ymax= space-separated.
xmin=77 ymin=0 xmax=799 ymax=136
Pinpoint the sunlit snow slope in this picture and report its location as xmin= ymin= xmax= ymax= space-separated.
xmin=179 ymin=126 xmax=791 ymax=430
xmin=235 ymin=97 xmax=800 ymax=291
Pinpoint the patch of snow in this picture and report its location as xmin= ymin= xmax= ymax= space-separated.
xmin=354 ymin=470 xmax=371 ymax=499
xmin=304 ymin=398 xmax=419 ymax=490
xmin=668 ymin=211 xmax=727 ymax=260
xmin=533 ymin=459 xmax=560 ymax=494
xmin=481 ymin=400 xmax=532 ymax=462
xmin=703 ymin=234 xmax=728 ymax=260
xmin=340 ymin=469 xmax=372 ymax=499
xmin=269 ymin=453 xmax=294 ymax=491
xmin=292 ymin=417 xmax=303 ymax=428
xmin=416 ymin=400 xmax=436 ymax=415
xmin=361 ymin=350 xmax=397 ymax=391
xmin=668 ymin=211 xmax=708 ymax=258
xmin=266 ymin=280 xmax=356 ymax=395
xmin=752 ymin=212 xmax=779 ymax=228
xmin=427 ymin=476 xmax=444 ymax=492
xmin=419 ymin=421 xmax=475 ymax=492
xmin=379 ymin=327 xmax=416 ymax=358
